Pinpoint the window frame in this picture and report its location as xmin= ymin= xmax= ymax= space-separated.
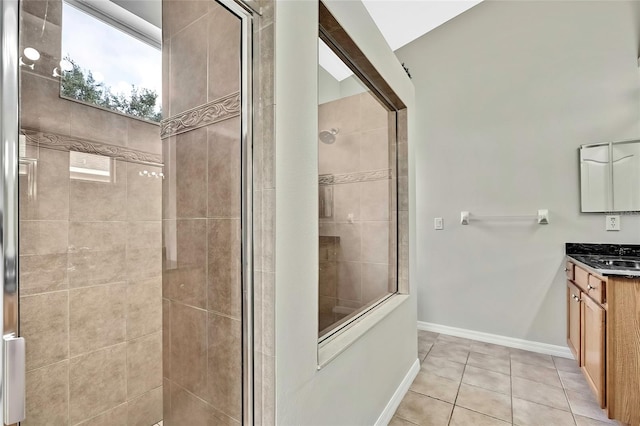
xmin=316 ymin=1 xmax=410 ymax=367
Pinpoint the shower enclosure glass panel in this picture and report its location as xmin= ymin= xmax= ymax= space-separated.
xmin=14 ymin=0 xmax=252 ymax=424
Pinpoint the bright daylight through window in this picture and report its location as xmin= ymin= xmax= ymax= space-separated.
xmin=60 ymin=1 xmax=162 ymax=122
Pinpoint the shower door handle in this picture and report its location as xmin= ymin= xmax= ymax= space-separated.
xmin=1 ymin=0 xmax=23 ymax=423
xmin=3 ymin=335 xmax=25 ymax=424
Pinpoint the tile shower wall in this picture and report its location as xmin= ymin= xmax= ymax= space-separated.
xmin=252 ymin=0 xmax=276 ymax=424
xmin=161 ymin=0 xmax=243 ymax=424
xmin=318 ymin=92 xmax=393 ymax=331
xmin=19 ymin=1 xmax=163 ymax=425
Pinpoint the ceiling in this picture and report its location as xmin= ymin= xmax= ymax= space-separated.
xmin=362 ymin=0 xmax=483 ymax=51
xmin=320 ymin=0 xmax=482 ymax=81
xmin=104 ymin=0 xmax=482 ymax=81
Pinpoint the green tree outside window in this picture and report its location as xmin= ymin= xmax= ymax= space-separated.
xmin=60 ymin=56 xmax=162 ymax=122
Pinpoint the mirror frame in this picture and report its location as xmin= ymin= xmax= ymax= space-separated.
xmin=580 ymin=139 xmax=640 ymax=213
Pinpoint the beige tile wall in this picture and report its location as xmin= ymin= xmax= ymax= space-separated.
xmin=318 ymin=92 xmax=395 ymax=330
xmin=253 ymin=0 xmax=275 ymax=423
xmin=19 ymin=1 xmax=163 ymax=425
xmin=19 ymin=0 xmax=277 ymax=425
xmin=161 ymin=0 xmax=243 ymax=424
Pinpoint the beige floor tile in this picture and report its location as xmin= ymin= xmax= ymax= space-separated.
xmin=553 ymin=356 xmax=581 ymax=373
xmin=467 ymin=352 xmax=510 ymax=375
xmin=559 ymin=370 xmax=592 ymax=393
xmin=435 ymin=334 xmax=474 ymax=348
xmin=512 ymin=376 xmax=570 ymax=411
xmin=449 ymin=406 xmax=510 ymax=426
xmin=574 ymin=414 xmax=623 ymax=426
xmin=418 ymin=340 xmax=433 ymax=361
xmin=566 ymin=390 xmax=611 ymax=423
xmin=428 ymin=343 xmax=470 ymax=365
xmin=469 ymin=342 xmax=511 ymax=360
xmin=455 ymin=384 xmax=512 ymax=422
xmin=410 ymin=371 xmax=460 ymax=403
xmin=510 ymin=349 xmax=556 ymax=368
xmin=513 ymin=397 xmax=575 ymax=426
xmin=395 ymin=391 xmax=453 ymax=426
xmin=511 ymin=360 xmax=562 ymax=388
xmin=420 ymin=332 xmax=625 ymax=426
xmin=418 ymin=330 xmax=439 ymax=344
xmin=462 ymin=365 xmax=510 ymax=395
xmin=421 ymin=356 xmax=465 ymax=382
xmin=389 ymin=415 xmax=420 ymax=426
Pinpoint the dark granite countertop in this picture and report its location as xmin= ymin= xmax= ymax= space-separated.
xmin=566 ymin=243 xmax=640 ymax=277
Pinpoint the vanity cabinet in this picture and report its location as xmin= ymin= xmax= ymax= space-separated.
xmin=581 ymin=294 xmax=605 ymax=407
xmin=566 ymin=262 xmax=606 ymax=407
xmin=566 ymin=259 xmax=640 ymax=425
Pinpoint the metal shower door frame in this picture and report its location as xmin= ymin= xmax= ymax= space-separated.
xmin=237 ymin=1 xmax=255 ymax=424
xmin=219 ymin=0 xmax=256 ymax=424
xmin=0 ymin=0 xmax=25 ymax=424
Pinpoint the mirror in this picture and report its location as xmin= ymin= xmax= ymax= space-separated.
xmin=580 ymin=140 xmax=640 ymax=212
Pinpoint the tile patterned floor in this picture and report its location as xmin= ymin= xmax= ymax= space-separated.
xmin=152 ymin=421 xmax=163 ymax=426
xmin=391 ymin=331 xmax=626 ymax=426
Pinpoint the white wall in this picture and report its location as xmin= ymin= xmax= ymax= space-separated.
xmin=318 ymin=68 xmax=368 ymax=105
xmin=396 ymin=0 xmax=640 ymax=347
xmin=318 ymin=66 xmax=341 ymax=105
xmin=274 ymin=0 xmax=417 ymax=424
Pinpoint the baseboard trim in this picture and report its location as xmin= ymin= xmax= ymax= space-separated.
xmin=374 ymin=358 xmax=419 ymax=426
xmin=417 ymin=321 xmax=573 ymax=359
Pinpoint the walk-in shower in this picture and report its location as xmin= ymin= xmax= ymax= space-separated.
xmin=0 ymin=0 xmax=257 ymax=424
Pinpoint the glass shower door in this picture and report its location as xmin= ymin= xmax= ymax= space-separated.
xmin=4 ymin=0 xmax=254 ymax=424
xmin=18 ymin=0 xmax=165 ymax=424
xmin=1 ymin=0 xmax=25 ymax=424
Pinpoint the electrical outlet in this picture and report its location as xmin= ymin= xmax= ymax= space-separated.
xmin=606 ymin=215 xmax=621 ymax=231
xmin=434 ymin=217 xmax=444 ymax=230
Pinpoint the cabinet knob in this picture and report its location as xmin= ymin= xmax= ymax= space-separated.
xmin=564 ymin=268 xmax=570 ymax=272
xmin=587 ymin=284 xmax=595 ymax=291
xmin=572 ymin=294 xmax=580 ymax=302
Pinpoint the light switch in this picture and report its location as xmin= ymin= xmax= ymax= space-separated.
xmin=434 ymin=217 xmax=444 ymax=230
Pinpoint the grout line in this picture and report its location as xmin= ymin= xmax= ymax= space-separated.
xmin=67 ymin=283 xmax=71 ymax=422
xmin=556 ymin=365 xmax=579 ymax=426
xmin=446 ymin=339 xmax=468 ymax=426
xmin=510 ymin=351 xmax=514 ymax=424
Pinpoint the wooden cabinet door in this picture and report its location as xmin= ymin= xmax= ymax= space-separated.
xmin=567 ymin=282 xmax=582 ymax=364
xmin=582 ymin=295 xmax=606 ymax=408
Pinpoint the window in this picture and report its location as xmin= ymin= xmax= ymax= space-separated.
xmin=69 ymin=151 xmax=113 ymax=183
xmin=317 ymin=39 xmax=399 ymax=339
xmin=60 ymin=1 xmax=162 ymax=122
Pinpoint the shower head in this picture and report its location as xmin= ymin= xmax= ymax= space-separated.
xmin=319 ymin=128 xmax=339 ymax=144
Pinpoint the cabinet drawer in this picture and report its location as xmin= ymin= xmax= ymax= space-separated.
xmin=586 ymin=275 xmax=605 ymax=304
xmin=574 ymin=265 xmax=590 ymax=293
xmin=566 ymin=261 xmax=574 ymax=280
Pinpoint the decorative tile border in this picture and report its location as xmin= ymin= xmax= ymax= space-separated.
xmin=23 ymin=129 xmax=163 ymax=166
xmin=160 ymin=91 xmax=241 ymax=139
xmin=319 ymin=169 xmax=392 ymax=186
